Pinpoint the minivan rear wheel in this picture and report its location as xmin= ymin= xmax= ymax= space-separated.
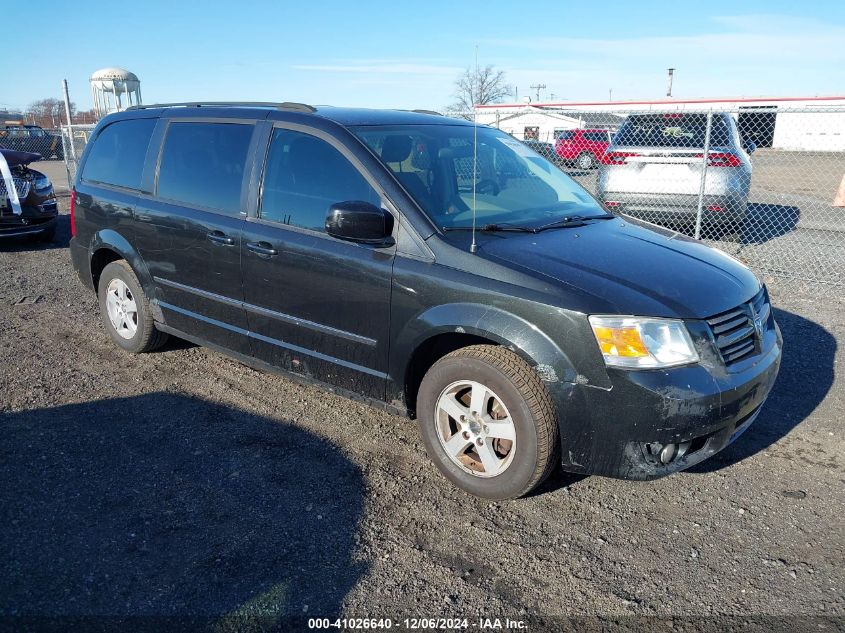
xmin=416 ymin=345 xmax=559 ymax=499
xmin=97 ymin=260 xmax=168 ymax=353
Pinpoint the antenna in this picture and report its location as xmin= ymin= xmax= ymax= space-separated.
xmin=470 ymin=45 xmax=479 ymax=254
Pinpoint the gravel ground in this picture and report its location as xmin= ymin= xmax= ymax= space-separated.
xmin=1 ymin=201 xmax=843 ymax=631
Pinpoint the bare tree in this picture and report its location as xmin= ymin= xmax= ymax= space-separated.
xmin=25 ymin=98 xmax=73 ymax=129
xmin=72 ymin=109 xmax=96 ymax=124
xmin=448 ymin=65 xmax=511 ymax=119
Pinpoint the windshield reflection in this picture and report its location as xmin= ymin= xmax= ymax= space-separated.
xmin=353 ymin=124 xmax=607 ymax=229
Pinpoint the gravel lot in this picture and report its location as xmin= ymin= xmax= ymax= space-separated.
xmin=1 ymin=197 xmax=843 ymax=629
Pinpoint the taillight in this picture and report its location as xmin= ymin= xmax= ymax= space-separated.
xmin=696 ymin=152 xmax=741 ymax=168
xmin=70 ymin=189 xmax=76 ymax=237
xmin=606 ymin=151 xmax=639 ymax=164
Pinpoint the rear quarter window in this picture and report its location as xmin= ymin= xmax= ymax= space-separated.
xmin=82 ymin=118 xmax=156 ymax=190
xmin=156 ymin=122 xmax=253 ymax=215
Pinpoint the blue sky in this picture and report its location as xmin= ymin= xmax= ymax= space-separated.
xmin=2 ymin=0 xmax=844 ymax=113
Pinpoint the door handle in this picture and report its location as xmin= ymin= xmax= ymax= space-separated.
xmin=246 ymin=241 xmax=278 ymax=257
xmin=207 ymin=231 xmax=235 ymax=246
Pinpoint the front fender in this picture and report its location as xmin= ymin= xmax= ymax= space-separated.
xmin=391 ymin=302 xmax=580 ymax=391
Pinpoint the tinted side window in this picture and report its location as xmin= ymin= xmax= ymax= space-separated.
xmin=157 ymin=122 xmax=253 ymax=214
xmin=82 ymin=118 xmax=156 ymax=190
xmin=260 ymin=129 xmax=380 ymax=232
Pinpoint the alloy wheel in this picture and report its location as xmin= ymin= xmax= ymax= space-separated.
xmin=435 ymin=380 xmax=517 ymax=478
xmin=105 ymin=278 xmax=138 ymax=340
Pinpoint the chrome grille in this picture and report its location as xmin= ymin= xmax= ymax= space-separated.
xmin=0 ymin=176 xmax=31 ymax=201
xmin=706 ymin=288 xmax=770 ymax=366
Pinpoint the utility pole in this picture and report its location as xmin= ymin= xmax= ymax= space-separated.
xmin=530 ymin=83 xmax=546 ymax=102
xmin=609 ymin=88 xmax=613 ymax=102
xmin=666 ymin=68 xmax=675 ymax=97
xmin=62 ymin=79 xmax=77 ymax=162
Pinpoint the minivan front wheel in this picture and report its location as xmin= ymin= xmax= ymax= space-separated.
xmin=97 ymin=260 xmax=168 ymax=353
xmin=416 ymin=345 xmax=559 ymax=499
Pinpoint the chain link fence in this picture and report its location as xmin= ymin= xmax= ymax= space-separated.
xmin=7 ymin=107 xmax=843 ymax=289
xmin=0 ymin=125 xmax=65 ymax=160
xmin=0 ymin=123 xmax=95 ymax=189
xmin=471 ymin=105 xmax=845 ymax=289
xmin=59 ymin=124 xmax=96 ymax=188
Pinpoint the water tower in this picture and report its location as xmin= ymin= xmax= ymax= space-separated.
xmin=90 ymin=67 xmax=142 ymax=118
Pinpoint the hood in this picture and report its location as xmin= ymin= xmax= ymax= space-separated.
xmin=473 ymin=217 xmax=760 ymax=319
xmin=0 ymin=148 xmax=42 ymax=167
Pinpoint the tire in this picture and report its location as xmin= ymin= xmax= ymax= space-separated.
xmin=576 ymin=152 xmax=595 ymax=170
xmin=416 ymin=345 xmax=559 ymax=500
xmin=97 ymin=260 xmax=168 ymax=353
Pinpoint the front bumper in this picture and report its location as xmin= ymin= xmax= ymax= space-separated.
xmin=0 ymin=201 xmax=58 ymax=239
xmin=554 ymin=322 xmax=782 ymax=480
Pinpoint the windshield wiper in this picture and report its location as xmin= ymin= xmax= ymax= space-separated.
xmin=443 ymin=215 xmax=614 ymax=234
xmin=536 ymin=214 xmax=615 ymax=231
xmin=443 ymin=223 xmax=536 ymax=233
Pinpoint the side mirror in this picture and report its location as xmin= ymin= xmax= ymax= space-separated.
xmin=742 ymin=139 xmax=757 ymax=155
xmin=325 ymin=201 xmax=394 ymax=244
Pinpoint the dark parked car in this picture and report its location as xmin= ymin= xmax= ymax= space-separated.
xmin=69 ymin=103 xmax=782 ymax=499
xmin=0 ymin=124 xmax=64 ymax=160
xmin=0 ymin=148 xmax=59 ymax=241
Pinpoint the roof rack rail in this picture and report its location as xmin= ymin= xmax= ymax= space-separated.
xmin=411 ymin=109 xmax=442 ymax=116
xmin=126 ymin=101 xmax=316 ymax=113
xmin=277 ymin=102 xmax=317 ymax=113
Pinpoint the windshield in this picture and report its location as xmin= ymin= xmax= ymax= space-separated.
xmin=352 ymin=124 xmax=606 ymax=229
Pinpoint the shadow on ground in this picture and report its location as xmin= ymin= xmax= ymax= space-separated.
xmin=738 ymin=203 xmax=801 ymax=244
xmin=0 ymin=393 xmax=367 ymax=624
xmin=688 ymin=307 xmax=835 ymax=473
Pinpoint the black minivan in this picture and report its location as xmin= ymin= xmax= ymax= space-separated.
xmin=69 ymin=102 xmax=782 ymax=499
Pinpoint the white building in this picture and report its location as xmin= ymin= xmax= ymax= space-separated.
xmin=90 ymin=68 xmax=142 ymax=119
xmin=475 ymin=95 xmax=845 ymax=151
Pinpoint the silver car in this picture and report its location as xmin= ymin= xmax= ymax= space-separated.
xmin=597 ymin=112 xmax=754 ymax=228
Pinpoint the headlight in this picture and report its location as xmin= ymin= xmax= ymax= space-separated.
xmin=588 ymin=315 xmax=699 ymax=369
xmin=34 ymin=175 xmax=52 ymax=191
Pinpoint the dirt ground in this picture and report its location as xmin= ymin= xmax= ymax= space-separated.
xmin=1 ymin=201 xmax=843 ymax=631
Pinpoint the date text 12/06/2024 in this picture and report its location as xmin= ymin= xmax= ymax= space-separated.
xmin=307 ymin=617 xmax=527 ymax=630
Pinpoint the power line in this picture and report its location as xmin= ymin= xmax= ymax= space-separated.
xmin=529 ymin=83 xmax=546 ymax=102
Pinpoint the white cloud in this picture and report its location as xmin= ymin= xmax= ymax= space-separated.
xmin=484 ymin=14 xmax=845 ymax=64
xmin=479 ymin=14 xmax=845 ymax=101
